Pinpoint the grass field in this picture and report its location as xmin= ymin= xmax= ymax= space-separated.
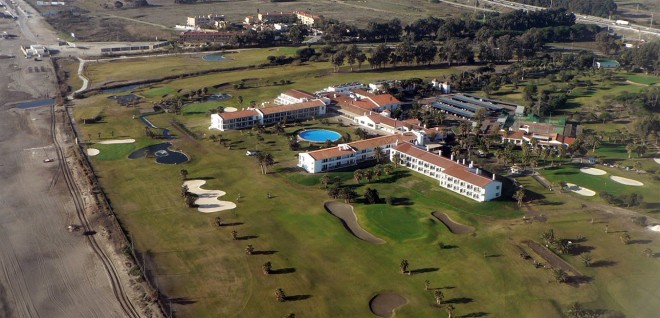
xmin=621 ymin=73 xmax=660 ymax=85
xmin=71 ymin=49 xmax=660 ymax=317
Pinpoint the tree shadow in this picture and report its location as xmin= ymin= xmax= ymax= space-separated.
xmin=169 ymin=297 xmax=197 ymax=305
xmin=83 ymin=230 xmax=97 ymax=236
xmin=441 ymin=245 xmax=458 ymax=249
xmin=284 ymin=294 xmax=312 ymax=301
xmin=237 ymin=235 xmax=258 ymax=241
xmin=570 ymin=245 xmax=595 ymax=255
xmin=220 ymin=222 xmax=243 ymax=227
xmin=590 ymin=260 xmax=616 ymax=268
xmin=194 ymin=176 xmax=215 ymax=180
xmin=390 ymin=197 xmax=413 ymax=206
xmin=459 ymin=312 xmax=489 ymax=318
xmin=445 ymin=297 xmax=473 ymax=304
xmin=629 ymin=239 xmax=652 ymax=245
xmin=485 ymin=254 xmax=502 ymax=258
xmin=252 ymin=250 xmax=278 ymax=255
xmin=410 ymin=267 xmax=439 ymax=274
xmin=568 ymin=275 xmax=593 ymax=285
xmin=271 ymin=268 xmax=296 ymax=275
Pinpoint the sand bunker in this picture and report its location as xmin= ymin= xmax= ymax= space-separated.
xmin=610 ymin=176 xmax=644 ymax=186
xmin=648 ymin=225 xmax=660 ymax=232
xmin=431 ymin=212 xmax=475 ymax=234
xmin=324 ymin=201 xmax=386 ymax=244
xmin=183 ymin=180 xmax=236 ymax=213
xmin=565 ymin=183 xmax=596 ymax=196
xmin=98 ymin=139 xmax=136 ymax=144
xmin=86 ymin=148 xmax=100 ymax=156
xmin=369 ymin=292 xmax=407 ymax=318
xmin=580 ymin=167 xmax=606 ymax=175
xmin=224 ymin=107 xmax=238 ymax=112
xmin=654 ymin=158 xmax=660 ymax=165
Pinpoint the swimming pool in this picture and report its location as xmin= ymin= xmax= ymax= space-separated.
xmin=298 ymin=129 xmax=342 ymax=142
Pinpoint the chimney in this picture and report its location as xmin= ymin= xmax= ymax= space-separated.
xmin=439 ymin=150 xmax=442 ymax=156
xmin=450 ymin=154 xmax=454 ymax=161
xmin=476 ymin=168 xmax=480 ymax=175
xmin=492 ymin=173 xmax=496 ymax=180
xmin=469 ymin=161 xmax=474 ymax=169
xmin=462 ymin=158 xmax=466 ymax=165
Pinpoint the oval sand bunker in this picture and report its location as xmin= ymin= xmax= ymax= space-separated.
xmin=580 ymin=167 xmax=606 ymax=175
xmin=566 ymin=183 xmax=596 ymax=196
xmin=369 ymin=292 xmax=407 ymax=318
xmin=86 ymin=148 xmax=100 ymax=156
xmin=610 ymin=176 xmax=644 ymax=186
xmin=324 ymin=201 xmax=385 ymax=244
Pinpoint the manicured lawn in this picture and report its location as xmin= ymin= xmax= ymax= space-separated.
xmin=595 ymin=143 xmax=629 ymax=160
xmin=621 ymin=73 xmax=659 ymax=85
xmin=141 ymin=86 xmax=177 ymax=98
xmin=72 ymin=57 xmax=660 ymax=318
xmin=90 ymin=139 xmax=155 ymax=161
xmin=182 ymin=101 xmax=225 ymax=115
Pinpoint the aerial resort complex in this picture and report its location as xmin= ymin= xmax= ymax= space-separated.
xmin=5 ymin=0 xmax=659 ymax=317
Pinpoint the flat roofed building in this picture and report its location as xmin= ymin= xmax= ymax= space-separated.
xmin=261 ymin=99 xmax=326 ymax=125
xmin=274 ymin=89 xmax=316 ymax=105
xmin=298 ymin=133 xmax=417 ymax=173
xmin=209 ymin=109 xmax=260 ymax=131
xmin=179 ymin=30 xmax=240 ymax=45
xmin=391 ymin=142 xmax=502 ymax=202
xmin=257 ymin=11 xmax=296 ymax=23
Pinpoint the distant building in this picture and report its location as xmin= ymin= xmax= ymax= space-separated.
xmin=500 ymin=130 xmax=575 ymax=148
xmin=431 ymin=79 xmax=451 ymax=94
xmin=186 ymin=14 xmax=225 ymax=29
xmin=179 ymin=30 xmax=241 ymax=45
xmin=326 ymin=82 xmax=364 ymax=93
xmin=21 ymin=45 xmax=49 ymax=58
xmin=257 ymin=11 xmax=296 ymax=24
xmin=275 ymin=89 xmax=316 ymax=105
xmin=295 ymin=11 xmax=319 ymax=26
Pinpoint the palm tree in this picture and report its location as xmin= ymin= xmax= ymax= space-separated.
xmin=392 ymin=153 xmax=401 ymax=167
xmin=626 ymin=143 xmax=636 ymax=159
xmin=580 ymin=253 xmax=592 ymax=267
xmin=263 ymin=261 xmax=272 ymax=275
xmin=184 ymin=193 xmax=197 ymax=207
xmin=643 ymin=248 xmax=653 ymax=258
xmin=424 ymin=280 xmax=430 ymax=291
xmin=339 ymin=188 xmax=357 ymax=203
xmin=180 ymin=169 xmax=189 ymax=180
xmin=320 ymin=175 xmax=330 ymax=188
xmin=231 ymin=230 xmax=238 ymax=240
xmin=373 ymin=146 xmax=384 ymax=163
xmin=275 ymin=288 xmax=286 ymax=302
xmin=530 ymin=159 xmax=538 ymax=175
xmin=446 ymin=304 xmax=455 ymax=318
xmin=383 ymin=164 xmax=394 ymax=175
xmin=620 ymin=233 xmax=631 ymax=245
xmin=433 ymin=290 xmax=444 ymax=305
xmin=514 ymin=188 xmax=525 ymax=207
xmin=354 ymin=169 xmax=364 ymax=184
xmin=541 ymin=229 xmax=556 ymax=246
xmin=557 ymin=146 xmax=566 ymax=165
xmin=181 ymin=185 xmax=189 ymax=197
xmin=400 ymin=259 xmax=409 ymax=274
xmin=213 ymin=216 xmax=222 ymax=227
xmin=552 ymin=268 xmax=568 ymax=283
xmin=245 ymin=245 xmax=255 ymax=255
xmin=374 ymin=165 xmax=383 ymax=180
xmin=566 ymin=302 xmax=584 ymax=318
xmin=364 ymin=169 xmax=375 ymax=183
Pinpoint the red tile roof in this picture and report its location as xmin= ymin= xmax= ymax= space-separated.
xmin=305 ymin=133 xmax=416 ymax=160
xmin=394 ymin=142 xmax=495 ymax=187
xmin=260 ymin=99 xmax=324 ymax=115
xmin=282 ymin=89 xmax=315 ymax=100
xmin=352 ymin=89 xmax=400 ymax=107
xmin=219 ymin=109 xmax=260 ymax=120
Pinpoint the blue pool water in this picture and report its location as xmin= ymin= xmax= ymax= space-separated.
xmin=298 ymin=129 xmax=342 ymax=142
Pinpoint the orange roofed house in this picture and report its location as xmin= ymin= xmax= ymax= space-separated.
xmin=209 ymin=100 xmax=326 ymax=131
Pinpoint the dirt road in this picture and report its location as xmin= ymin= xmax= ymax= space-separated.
xmin=0 ymin=8 xmax=129 ymax=318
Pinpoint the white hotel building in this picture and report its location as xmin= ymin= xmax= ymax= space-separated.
xmin=209 ymin=99 xmax=326 ymax=131
xmin=298 ymin=133 xmax=417 ymax=173
xmin=390 ymin=143 xmax=502 ymax=202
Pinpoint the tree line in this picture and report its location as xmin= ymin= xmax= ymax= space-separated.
xmin=509 ymin=0 xmax=617 ymax=18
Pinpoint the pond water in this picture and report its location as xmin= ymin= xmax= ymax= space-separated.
xmin=128 ymin=143 xmax=188 ymax=164
xmin=202 ymin=53 xmax=231 ymax=61
xmin=101 ymin=84 xmax=140 ymax=94
xmin=16 ymin=99 xmax=54 ymax=109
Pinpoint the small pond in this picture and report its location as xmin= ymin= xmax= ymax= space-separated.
xmin=128 ymin=143 xmax=188 ymax=164
xmin=101 ymin=84 xmax=140 ymax=94
xmin=16 ymin=98 xmax=54 ymax=109
xmin=202 ymin=53 xmax=231 ymax=61
xmin=107 ymin=94 xmax=141 ymax=106
xmin=206 ymin=93 xmax=231 ymax=101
